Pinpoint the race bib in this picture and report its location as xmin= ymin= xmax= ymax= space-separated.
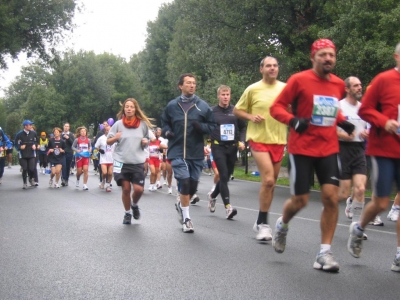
xmin=311 ymin=95 xmax=339 ymax=126
xmin=113 ymin=160 xmax=123 ymax=173
xmin=220 ymin=124 xmax=235 ymax=141
xmin=54 ymin=148 xmax=60 ymax=156
xmin=40 ymin=145 xmax=46 ymax=151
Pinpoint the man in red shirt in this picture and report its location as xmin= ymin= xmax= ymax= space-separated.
xmin=347 ymin=42 xmax=400 ymax=272
xmin=270 ymin=39 xmax=354 ymax=272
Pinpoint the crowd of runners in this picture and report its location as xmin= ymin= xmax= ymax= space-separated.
xmin=1 ymin=38 xmax=400 ymax=273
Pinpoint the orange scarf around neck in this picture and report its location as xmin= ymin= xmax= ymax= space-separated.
xmin=122 ymin=115 xmax=140 ymax=128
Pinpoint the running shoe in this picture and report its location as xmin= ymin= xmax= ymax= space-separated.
xmin=272 ymin=216 xmax=288 ymax=253
xmin=253 ymin=222 xmax=272 ymax=241
xmin=344 ymin=196 xmax=353 ymax=219
xmin=83 ymin=184 xmax=88 ymax=190
xmin=54 ymin=183 xmax=60 ymax=188
xmin=347 ymin=222 xmax=363 ymax=258
xmin=230 ymin=175 xmax=234 ymax=180
xmin=30 ymin=178 xmax=36 ymax=187
xmin=207 ymin=192 xmax=217 ymax=213
xmin=157 ymin=183 xmax=162 ymax=189
xmin=99 ymin=182 xmax=105 ymax=189
xmin=123 ymin=213 xmax=132 ymax=225
xmin=391 ymin=256 xmax=400 ymax=272
xmin=226 ymin=206 xmax=237 ymax=219
xmin=168 ymin=187 xmax=172 ymax=194
xmin=163 ymin=181 xmax=167 ymax=186
xmin=131 ymin=204 xmax=141 ymax=220
xmin=387 ymin=207 xmax=399 ymax=222
xmin=22 ymin=183 xmax=28 ymax=189
xmin=182 ymin=218 xmax=194 ymax=233
xmin=61 ymin=179 xmax=66 ymax=187
xmin=363 ymin=233 xmax=368 ymax=240
xmin=64 ymin=181 xmax=68 ymax=187
xmin=313 ymin=251 xmax=340 ymax=272
xmin=190 ymin=194 xmax=200 ymax=205
xmin=76 ymin=180 xmax=79 ymax=187
xmin=49 ymin=179 xmax=53 ymax=187
xmin=175 ymin=200 xmax=183 ymax=224
xmin=105 ymin=185 xmax=112 ymax=192
xmin=369 ymin=215 xmax=384 ymax=226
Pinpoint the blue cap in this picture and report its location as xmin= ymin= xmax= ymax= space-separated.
xmin=22 ymin=120 xmax=34 ymax=126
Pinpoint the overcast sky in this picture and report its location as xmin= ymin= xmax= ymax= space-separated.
xmin=0 ymin=0 xmax=172 ymax=96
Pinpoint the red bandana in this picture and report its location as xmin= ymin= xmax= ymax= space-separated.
xmin=311 ymin=39 xmax=336 ymax=57
xmin=122 ymin=115 xmax=140 ymax=128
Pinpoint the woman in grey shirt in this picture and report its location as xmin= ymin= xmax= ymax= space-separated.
xmin=107 ymin=98 xmax=154 ymax=225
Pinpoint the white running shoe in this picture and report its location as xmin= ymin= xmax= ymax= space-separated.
xmin=313 ymin=251 xmax=340 ymax=272
xmin=105 ymin=184 xmax=111 ymax=192
xmin=207 ymin=192 xmax=217 ymax=213
xmin=272 ymin=217 xmax=288 ymax=253
xmin=76 ymin=180 xmax=80 ymax=187
xmin=226 ymin=206 xmax=237 ymax=219
xmin=345 ymin=196 xmax=353 ymax=219
xmin=369 ymin=215 xmax=384 ymax=226
xmin=387 ymin=207 xmax=399 ymax=222
xmin=54 ymin=183 xmax=60 ymax=188
xmin=253 ymin=222 xmax=272 ymax=241
xmin=168 ymin=187 xmax=172 ymax=194
xmin=83 ymin=184 xmax=88 ymax=190
xmin=49 ymin=179 xmax=53 ymax=187
xmin=99 ymin=182 xmax=105 ymax=189
xmin=182 ymin=218 xmax=194 ymax=233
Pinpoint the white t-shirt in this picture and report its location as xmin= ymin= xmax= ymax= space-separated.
xmin=338 ymin=99 xmax=368 ymax=142
xmin=95 ymin=135 xmax=115 ymax=164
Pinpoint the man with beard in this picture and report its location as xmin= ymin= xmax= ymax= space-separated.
xmin=270 ymin=39 xmax=355 ymax=272
xmin=338 ymin=77 xmax=370 ymax=233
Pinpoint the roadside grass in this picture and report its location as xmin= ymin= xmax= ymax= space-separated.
xmin=233 ymin=161 xmax=390 ymax=198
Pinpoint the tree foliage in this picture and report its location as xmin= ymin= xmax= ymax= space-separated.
xmin=0 ymin=0 xmax=78 ymax=69
xmin=3 ymin=0 xmax=400 ymax=132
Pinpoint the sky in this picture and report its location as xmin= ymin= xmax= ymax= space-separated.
xmin=0 ymin=0 xmax=172 ymax=96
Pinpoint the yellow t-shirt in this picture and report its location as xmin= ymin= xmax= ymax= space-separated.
xmin=235 ymin=80 xmax=287 ymax=144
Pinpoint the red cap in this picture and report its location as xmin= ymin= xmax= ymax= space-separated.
xmin=311 ymin=39 xmax=336 ymax=57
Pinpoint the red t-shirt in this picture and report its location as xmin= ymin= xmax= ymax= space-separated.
xmin=359 ymin=68 xmax=400 ymax=158
xmin=270 ymin=69 xmax=346 ymax=157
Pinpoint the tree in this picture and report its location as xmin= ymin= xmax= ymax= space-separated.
xmin=0 ymin=0 xmax=78 ymax=69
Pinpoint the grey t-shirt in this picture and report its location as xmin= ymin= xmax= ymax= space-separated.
xmin=107 ymin=120 xmax=149 ymax=164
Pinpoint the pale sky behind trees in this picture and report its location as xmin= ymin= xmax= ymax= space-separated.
xmin=0 ymin=0 xmax=172 ymax=96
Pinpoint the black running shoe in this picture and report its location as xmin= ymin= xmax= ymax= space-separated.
xmin=61 ymin=179 xmax=66 ymax=187
xmin=131 ymin=204 xmax=141 ymax=220
xmin=190 ymin=194 xmax=200 ymax=204
xmin=123 ymin=213 xmax=132 ymax=225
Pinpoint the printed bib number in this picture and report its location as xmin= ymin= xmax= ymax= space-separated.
xmin=220 ymin=124 xmax=235 ymax=141
xmin=113 ymin=160 xmax=123 ymax=173
xmin=311 ymin=95 xmax=339 ymax=126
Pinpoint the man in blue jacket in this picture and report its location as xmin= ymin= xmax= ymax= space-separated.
xmin=162 ymin=73 xmax=216 ymax=233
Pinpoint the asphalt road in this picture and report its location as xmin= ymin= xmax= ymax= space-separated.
xmin=1 ymin=165 xmax=399 ymax=299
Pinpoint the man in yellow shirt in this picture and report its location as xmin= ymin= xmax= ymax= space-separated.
xmin=233 ymin=56 xmax=286 ymax=241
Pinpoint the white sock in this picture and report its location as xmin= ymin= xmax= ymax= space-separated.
xmin=156 ymin=180 xmax=160 ymax=185
xmin=396 ymin=247 xmax=400 ymax=258
xmin=320 ymin=244 xmax=331 ymax=253
xmin=125 ymin=210 xmax=131 ymax=214
xmin=181 ymin=205 xmax=190 ymax=220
